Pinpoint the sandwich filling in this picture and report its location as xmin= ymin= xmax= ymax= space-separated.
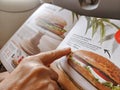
xmin=59 ymin=60 xmax=98 ymax=90
xmin=69 ymin=54 xmax=120 ymax=90
xmin=37 ymin=18 xmax=66 ymax=33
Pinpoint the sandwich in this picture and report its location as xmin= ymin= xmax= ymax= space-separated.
xmin=51 ymin=61 xmax=81 ymax=90
xmin=36 ymin=13 xmax=67 ymax=36
xmin=51 ymin=50 xmax=120 ymax=90
xmin=67 ymin=50 xmax=120 ymax=90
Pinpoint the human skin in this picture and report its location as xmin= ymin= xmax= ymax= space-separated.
xmin=0 ymin=72 xmax=9 ymax=82
xmin=0 ymin=48 xmax=71 ymax=90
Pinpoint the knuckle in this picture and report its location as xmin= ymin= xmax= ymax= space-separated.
xmin=32 ymin=65 xmax=50 ymax=74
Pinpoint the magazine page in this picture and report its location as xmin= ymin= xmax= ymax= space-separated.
xmin=0 ymin=3 xmax=79 ymax=72
xmin=56 ymin=16 xmax=120 ymax=90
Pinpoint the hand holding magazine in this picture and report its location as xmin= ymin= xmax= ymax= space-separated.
xmin=0 ymin=3 xmax=120 ymax=90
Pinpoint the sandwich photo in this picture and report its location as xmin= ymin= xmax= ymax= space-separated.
xmin=67 ymin=50 xmax=120 ymax=90
xmin=36 ymin=13 xmax=67 ymax=36
xmin=51 ymin=50 xmax=120 ymax=90
xmin=51 ymin=62 xmax=81 ymax=90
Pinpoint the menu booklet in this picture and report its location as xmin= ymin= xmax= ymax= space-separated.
xmin=0 ymin=3 xmax=120 ymax=90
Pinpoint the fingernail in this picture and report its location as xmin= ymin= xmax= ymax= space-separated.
xmin=64 ymin=47 xmax=71 ymax=52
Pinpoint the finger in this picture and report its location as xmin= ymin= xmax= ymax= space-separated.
xmin=35 ymin=48 xmax=71 ymax=66
xmin=49 ymin=80 xmax=61 ymax=90
xmin=0 ymin=72 xmax=9 ymax=82
xmin=49 ymin=68 xmax=58 ymax=81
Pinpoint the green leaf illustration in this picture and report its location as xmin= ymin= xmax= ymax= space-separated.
xmin=92 ymin=18 xmax=99 ymax=37
xmin=72 ymin=12 xmax=79 ymax=23
xmin=75 ymin=13 xmax=79 ymax=20
xmin=85 ymin=17 xmax=92 ymax=34
xmin=59 ymin=8 xmax=79 ymax=23
xmin=103 ymin=19 xmax=120 ymax=29
xmin=72 ymin=12 xmax=75 ymax=22
xmin=99 ymin=21 xmax=105 ymax=43
xmin=85 ymin=17 xmax=120 ymax=44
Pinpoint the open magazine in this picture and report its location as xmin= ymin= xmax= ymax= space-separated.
xmin=0 ymin=3 xmax=120 ymax=90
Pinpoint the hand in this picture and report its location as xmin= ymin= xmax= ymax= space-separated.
xmin=0 ymin=72 xmax=9 ymax=82
xmin=0 ymin=48 xmax=71 ymax=90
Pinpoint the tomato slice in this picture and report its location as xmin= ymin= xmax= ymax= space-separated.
xmin=115 ymin=30 xmax=120 ymax=44
xmin=18 ymin=56 xmax=24 ymax=63
xmin=93 ymin=68 xmax=112 ymax=82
